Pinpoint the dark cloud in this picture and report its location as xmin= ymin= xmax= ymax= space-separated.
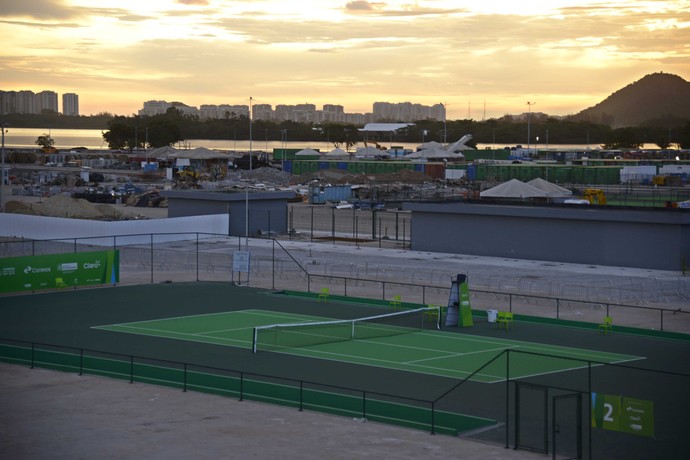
xmin=0 ymin=0 xmax=75 ymax=20
xmin=345 ymin=1 xmax=381 ymax=11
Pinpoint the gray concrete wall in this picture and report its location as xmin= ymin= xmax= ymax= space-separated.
xmin=163 ymin=190 xmax=293 ymax=237
xmin=403 ymin=202 xmax=690 ymax=271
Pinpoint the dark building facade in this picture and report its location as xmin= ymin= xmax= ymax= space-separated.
xmin=403 ymin=202 xmax=690 ymax=271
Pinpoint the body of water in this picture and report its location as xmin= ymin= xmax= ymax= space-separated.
xmin=2 ymin=127 xmax=632 ymax=152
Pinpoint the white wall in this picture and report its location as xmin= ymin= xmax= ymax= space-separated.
xmin=0 ymin=214 xmax=229 ymax=245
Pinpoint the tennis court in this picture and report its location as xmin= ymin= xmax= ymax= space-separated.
xmin=94 ymin=308 xmax=642 ymax=383
xmin=3 ymin=282 xmax=689 ymax=459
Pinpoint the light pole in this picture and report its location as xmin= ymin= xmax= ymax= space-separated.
xmin=246 ymin=97 xmax=253 ymax=251
xmin=441 ymin=102 xmax=447 ymax=145
xmin=0 ymin=123 xmax=7 ymax=213
xmin=280 ymin=129 xmax=287 ymax=171
xmin=527 ymin=101 xmax=536 ymax=157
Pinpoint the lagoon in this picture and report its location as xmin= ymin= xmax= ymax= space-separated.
xmin=4 ymin=127 xmax=618 ymax=152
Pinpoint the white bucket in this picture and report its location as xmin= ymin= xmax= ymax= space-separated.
xmin=487 ymin=310 xmax=498 ymax=323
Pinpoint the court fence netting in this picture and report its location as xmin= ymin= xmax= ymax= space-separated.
xmin=1 ymin=336 xmax=688 ymax=459
xmin=1 ymin=233 xmax=688 ymax=334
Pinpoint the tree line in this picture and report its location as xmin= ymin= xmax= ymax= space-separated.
xmin=3 ymin=110 xmax=690 ymax=151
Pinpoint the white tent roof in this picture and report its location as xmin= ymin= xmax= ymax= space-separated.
xmin=527 ymin=178 xmax=573 ymax=197
xmin=171 ymin=147 xmax=229 ymax=160
xmin=325 ymin=148 xmax=349 ymax=157
xmin=416 ymin=141 xmax=444 ymax=151
xmin=295 ymin=148 xmax=320 ymax=156
xmin=406 ymin=147 xmax=464 ymax=159
xmin=480 ymin=179 xmax=548 ymax=198
xmin=148 ymin=146 xmax=178 ymax=159
xmin=359 ymin=123 xmax=414 ymax=132
xmin=355 ymin=146 xmax=384 ymax=157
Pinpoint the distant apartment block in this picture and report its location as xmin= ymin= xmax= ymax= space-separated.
xmin=36 ymin=91 xmax=59 ymax=114
xmin=1 ymin=89 xmax=80 ymax=115
xmin=137 ymin=100 xmax=444 ymax=124
xmin=373 ymin=101 xmax=446 ymax=122
xmin=62 ymin=93 xmax=79 ymax=116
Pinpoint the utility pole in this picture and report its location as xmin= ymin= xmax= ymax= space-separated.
xmin=527 ymin=101 xmax=536 ymax=157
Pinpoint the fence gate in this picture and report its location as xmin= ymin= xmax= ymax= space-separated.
xmin=514 ymin=382 xmax=548 ymax=453
xmin=514 ymin=382 xmax=584 ymax=459
xmin=553 ymin=393 xmax=582 ymax=460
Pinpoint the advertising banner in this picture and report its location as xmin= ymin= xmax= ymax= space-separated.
xmin=0 ymin=250 xmax=119 ymax=293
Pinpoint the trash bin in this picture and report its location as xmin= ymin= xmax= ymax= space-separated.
xmin=487 ymin=309 xmax=498 ymax=323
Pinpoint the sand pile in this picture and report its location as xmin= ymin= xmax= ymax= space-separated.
xmin=5 ymin=194 xmax=124 ymax=220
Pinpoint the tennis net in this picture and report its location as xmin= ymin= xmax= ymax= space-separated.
xmin=252 ymin=307 xmax=441 ymax=353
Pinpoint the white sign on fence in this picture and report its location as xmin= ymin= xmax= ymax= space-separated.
xmin=233 ymin=251 xmax=250 ymax=273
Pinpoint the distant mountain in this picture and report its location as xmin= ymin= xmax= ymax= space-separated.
xmin=569 ymin=72 xmax=690 ymax=128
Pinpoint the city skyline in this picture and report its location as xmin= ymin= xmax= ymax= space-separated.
xmin=1 ymin=1 xmax=688 ymax=120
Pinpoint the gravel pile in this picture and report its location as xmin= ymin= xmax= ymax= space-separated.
xmin=5 ymin=194 xmax=125 ymax=220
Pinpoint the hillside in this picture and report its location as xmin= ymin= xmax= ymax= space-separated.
xmin=569 ymin=72 xmax=690 ymax=128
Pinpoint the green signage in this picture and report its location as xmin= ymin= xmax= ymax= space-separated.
xmin=591 ymin=392 xmax=654 ymax=437
xmin=0 ymin=250 xmax=119 ymax=293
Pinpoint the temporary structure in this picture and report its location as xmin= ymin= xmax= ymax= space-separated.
xmin=527 ymin=178 xmax=573 ymax=197
xmin=480 ymin=179 xmax=548 ymax=198
xmin=406 ymin=148 xmax=464 ymax=160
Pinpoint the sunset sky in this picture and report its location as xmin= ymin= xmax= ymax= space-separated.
xmin=1 ymin=0 xmax=689 ymax=120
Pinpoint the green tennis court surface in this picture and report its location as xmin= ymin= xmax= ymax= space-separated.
xmin=94 ymin=309 xmax=643 ymax=383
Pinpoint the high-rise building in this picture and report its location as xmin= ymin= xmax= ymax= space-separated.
xmin=36 ymin=90 xmax=59 ymax=114
xmin=135 ymin=99 xmax=441 ymax=124
xmin=139 ymin=100 xmax=172 ymax=116
xmin=62 ymin=93 xmax=79 ymax=116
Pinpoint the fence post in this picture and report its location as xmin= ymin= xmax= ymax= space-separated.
xmin=331 ymin=207 xmax=335 ymax=244
xmin=239 ymin=372 xmax=244 ymax=401
xmin=196 ymin=233 xmax=199 ymax=282
xmin=129 ymin=356 xmax=134 ymax=384
xmin=183 ymin=363 xmax=187 ymax=392
xmin=79 ymin=349 xmax=84 ymax=376
xmin=431 ymin=402 xmax=436 ymax=435
xmin=362 ymin=390 xmax=366 ymax=419
xmin=556 ymin=298 xmax=560 ymax=319
xmin=272 ymin=239 xmax=276 ymax=291
xmin=150 ymin=234 xmax=154 ymax=283
xmin=299 ymin=381 xmax=304 ymax=411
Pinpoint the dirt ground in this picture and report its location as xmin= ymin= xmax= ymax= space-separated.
xmin=0 ymin=363 xmax=539 ymax=460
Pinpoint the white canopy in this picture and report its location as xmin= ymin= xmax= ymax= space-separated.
xmin=171 ymin=147 xmax=230 ymax=160
xmin=325 ymin=148 xmax=349 ymax=158
xmin=148 ymin=146 xmax=178 ymax=160
xmin=295 ymin=148 xmax=321 ymax=156
xmin=480 ymin=179 xmax=548 ymax=198
xmin=354 ymin=146 xmax=385 ymax=157
xmin=359 ymin=123 xmax=414 ymax=132
xmin=406 ymin=148 xmax=464 ymax=159
xmin=527 ymin=178 xmax=573 ymax=197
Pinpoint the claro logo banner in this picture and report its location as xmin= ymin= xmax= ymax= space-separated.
xmin=0 ymin=250 xmax=119 ymax=293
